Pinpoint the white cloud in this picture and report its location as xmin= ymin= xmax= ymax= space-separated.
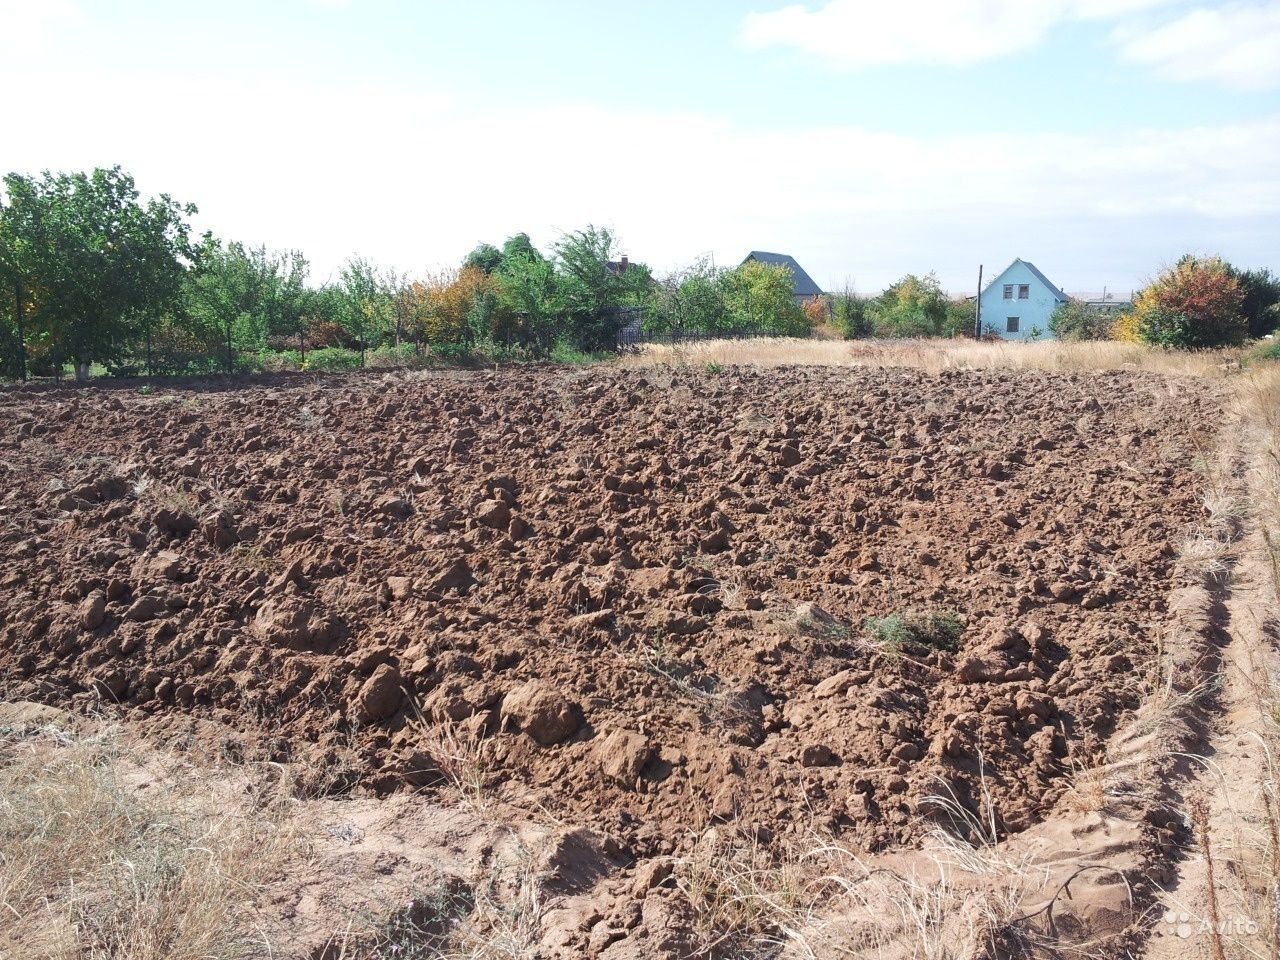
xmin=1116 ymin=2 xmax=1280 ymax=90
xmin=1 ymin=63 xmax=1276 ymax=291
xmin=740 ymin=0 xmax=1181 ymax=67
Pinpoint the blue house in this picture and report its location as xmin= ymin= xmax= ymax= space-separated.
xmin=979 ymin=259 xmax=1068 ymax=340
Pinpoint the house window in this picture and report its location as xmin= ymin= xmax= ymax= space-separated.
xmin=1018 ymin=285 xmax=1030 ymax=299
xmin=1007 ymin=317 xmax=1020 ymax=333
xmin=1003 ymin=284 xmax=1014 ymax=299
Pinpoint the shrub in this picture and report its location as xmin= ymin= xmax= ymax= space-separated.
xmin=830 ymin=289 xmax=871 ymax=339
xmin=866 ymin=274 xmax=950 ymax=338
xmin=802 ymin=296 xmax=828 ymax=327
xmin=864 ymin=611 xmax=963 ymax=654
xmin=1112 ymin=311 xmax=1142 ymax=343
xmin=1050 ymin=299 xmax=1117 ymax=341
xmin=1243 ymin=338 xmax=1280 ymax=366
xmin=301 ymin=347 xmax=363 ymax=372
xmin=549 ymin=341 xmax=613 ymax=365
xmin=256 ymin=349 xmax=302 ymax=372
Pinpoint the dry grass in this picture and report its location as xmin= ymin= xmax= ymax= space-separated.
xmin=0 ymin=713 xmax=296 ymax=959
xmin=322 ymin=843 xmax=546 ymax=960
xmin=624 ymin=336 xmax=1238 ymax=378
xmin=672 ymin=820 xmax=1046 ymax=960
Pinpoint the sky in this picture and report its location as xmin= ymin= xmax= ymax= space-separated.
xmin=1 ymin=0 xmax=1278 ymax=295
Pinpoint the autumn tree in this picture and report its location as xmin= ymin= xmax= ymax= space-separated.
xmin=1131 ymin=255 xmax=1246 ymax=348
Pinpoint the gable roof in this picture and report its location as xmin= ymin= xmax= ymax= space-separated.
xmin=983 ymin=259 xmax=1068 ymax=302
xmin=742 ymin=251 xmax=824 ymax=298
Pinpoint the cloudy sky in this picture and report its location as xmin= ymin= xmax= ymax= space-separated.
xmin=2 ymin=0 xmax=1277 ymax=294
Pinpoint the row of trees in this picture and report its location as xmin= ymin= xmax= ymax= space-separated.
xmin=1050 ymin=255 xmax=1280 ymax=348
xmin=0 ymin=166 xmax=715 ymax=380
xmin=5 ymin=167 xmax=1275 ymax=380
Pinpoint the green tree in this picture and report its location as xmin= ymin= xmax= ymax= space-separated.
xmin=184 ymin=240 xmax=310 ymax=371
xmin=494 ymin=253 xmax=560 ymax=354
xmin=0 ymin=166 xmax=196 ymax=379
xmin=553 ymin=225 xmax=628 ymax=349
xmin=830 ymin=287 xmax=871 ymax=339
xmin=866 ymin=274 xmax=949 ymax=338
xmin=335 ymin=258 xmax=394 ymax=364
xmin=463 ymin=243 xmax=503 ymax=275
xmin=1232 ymin=267 xmax=1280 ymax=338
xmin=645 ymin=259 xmax=729 ymax=335
xmin=720 ymin=260 xmax=808 ymax=336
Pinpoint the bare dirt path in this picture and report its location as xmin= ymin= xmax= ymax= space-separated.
xmin=1145 ymin=427 xmax=1279 ymax=960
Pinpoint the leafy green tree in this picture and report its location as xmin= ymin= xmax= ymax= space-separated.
xmin=463 ymin=243 xmax=503 ymax=275
xmin=501 ymin=233 xmax=544 ymax=266
xmin=830 ymin=287 xmax=871 ymax=339
xmin=866 ymin=274 xmax=949 ymax=338
xmin=0 ymin=166 xmax=196 ymax=379
xmin=335 ymin=257 xmax=394 ymax=363
xmin=553 ymin=225 xmax=625 ymax=348
xmin=645 ymin=259 xmax=729 ymax=335
xmin=721 ymin=260 xmax=807 ymax=336
xmin=184 ymin=240 xmax=310 ymax=371
xmin=494 ymin=253 xmax=560 ymax=353
xmin=1232 ymin=267 xmax=1280 ymax=338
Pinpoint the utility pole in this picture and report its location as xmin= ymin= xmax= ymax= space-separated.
xmin=974 ymin=265 xmax=983 ymax=339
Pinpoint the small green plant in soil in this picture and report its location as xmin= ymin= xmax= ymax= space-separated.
xmin=864 ymin=610 xmax=963 ymax=654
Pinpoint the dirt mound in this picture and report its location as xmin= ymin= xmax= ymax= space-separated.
xmin=0 ymin=367 xmax=1217 ymax=861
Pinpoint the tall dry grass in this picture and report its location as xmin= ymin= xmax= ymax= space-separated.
xmin=0 ymin=715 xmax=295 ymax=959
xmin=623 ymin=336 xmax=1237 ymax=378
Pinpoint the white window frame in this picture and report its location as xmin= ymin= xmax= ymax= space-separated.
xmin=1018 ymin=285 xmax=1030 ymax=300
xmin=1003 ymin=284 xmax=1014 ymax=300
xmin=1006 ymin=317 xmax=1020 ymax=333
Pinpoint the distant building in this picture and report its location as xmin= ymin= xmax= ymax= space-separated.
xmin=979 ymin=259 xmax=1068 ymax=340
xmin=741 ymin=251 xmax=823 ymax=303
xmin=1068 ymin=290 xmax=1134 ymax=314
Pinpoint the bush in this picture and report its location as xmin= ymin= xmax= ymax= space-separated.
xmin=864 ymin=611 xmax=963 ymax=654
xmin=1050 ymin=300 xmax=1117 ymax=341
xmin=831 ymin=290 xmax=871 ymax=339
xmin=366 ymin=343 xmax=425 ymax=370
xmin=301 ymin=347 xmax=363 ymax=372
xmin=866 ymin=274 xmax=951 ymax=338
xmin=802 ymin=296 xmax=828 ymax=327
xmin=256 ymin=350 xmax=302 ymax=373
xmin=1242 ymin=337 xmax=1280 ymax=366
